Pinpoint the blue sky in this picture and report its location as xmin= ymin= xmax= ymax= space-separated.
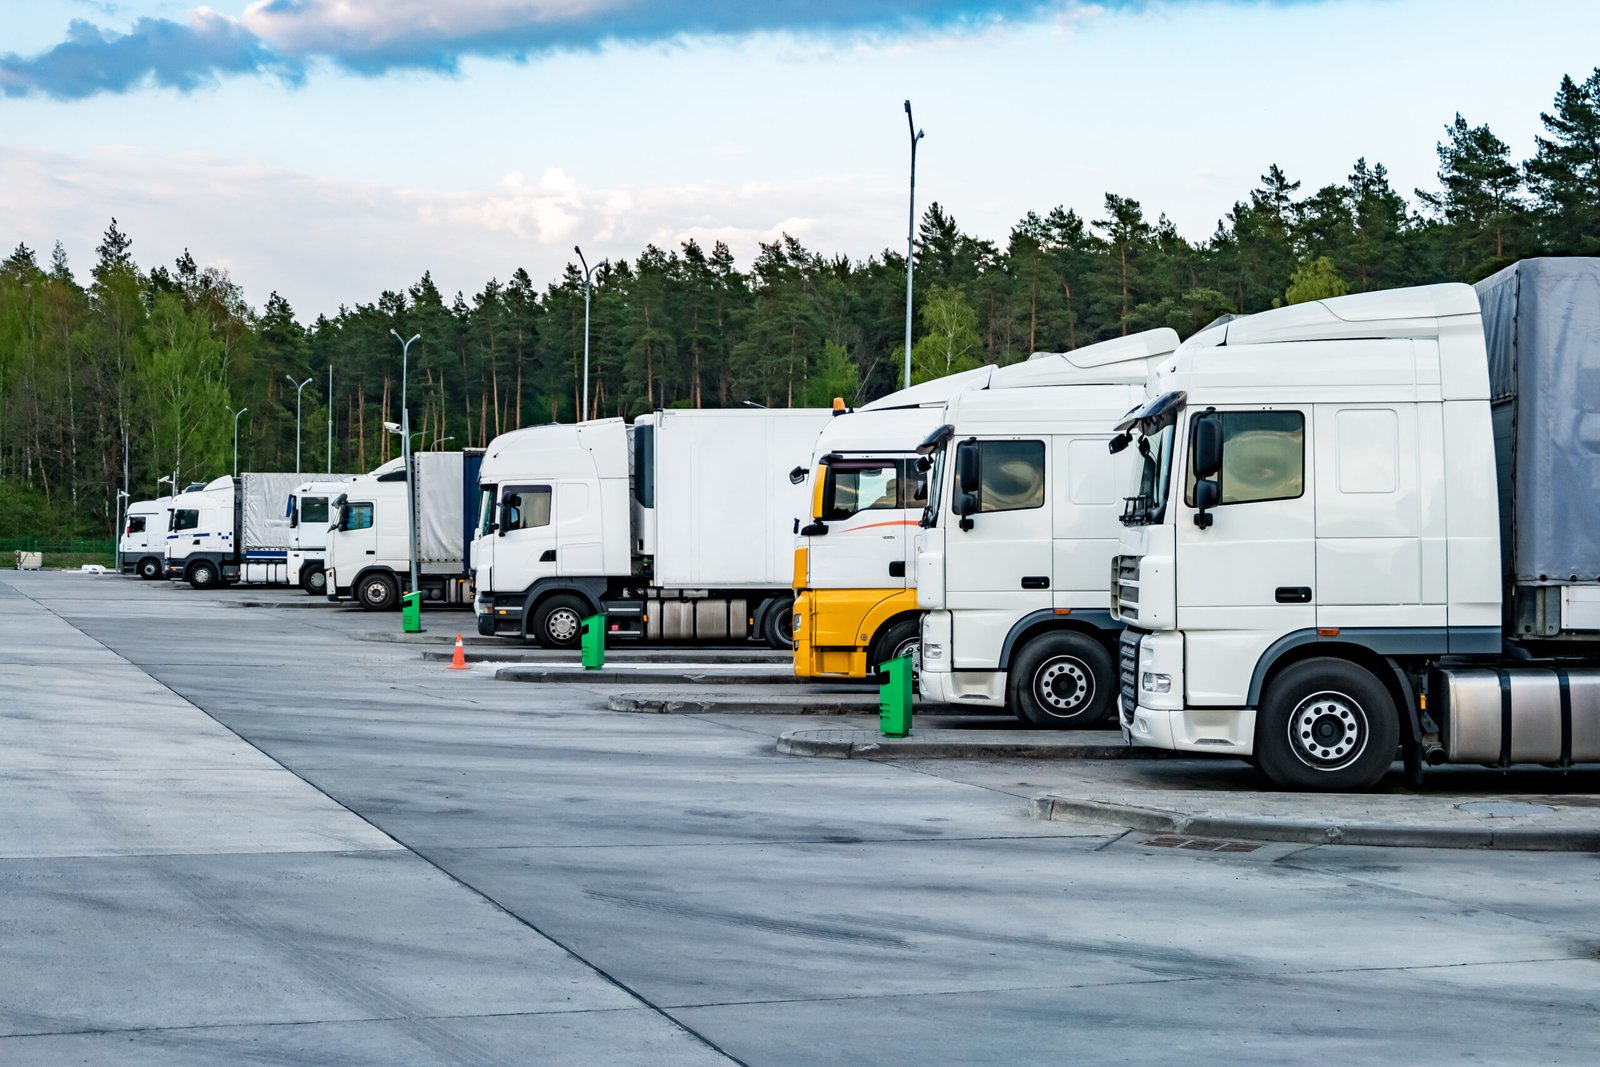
xmin=3 ymin=0 xmax=1597 ymax=319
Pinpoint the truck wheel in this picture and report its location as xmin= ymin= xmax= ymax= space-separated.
xmin=531 ymin=595 xmax=587 ymax=649
xmin=1008 ymin=631 xmax=1116 ymax=729
xmin=761 ymin=596 xmax=796 ymax=650
xmin=358 ymin=572 xmax=399 ymax=611
xmin=871 ymin=619 xmax=921 ymax=677
xmin=299 ymin=563 xmax=326 ymax=596
xmin=187 ymin=561 xmax=219 ymax=590
xmin=1255 ymin=658 xmax=1398 ymax=792
xmin=137 ymin=557 xmax=162 ymax=581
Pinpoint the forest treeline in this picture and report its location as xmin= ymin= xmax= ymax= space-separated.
xmin=3 ymin=68 xmax=1599 ymax=539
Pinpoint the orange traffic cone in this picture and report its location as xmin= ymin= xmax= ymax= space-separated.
xmin=448 ymin=633 xmax=470 ymax=671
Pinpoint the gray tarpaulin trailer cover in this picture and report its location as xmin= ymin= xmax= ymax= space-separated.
xmin=1476 ymin=257 xmax=1600 ymax=583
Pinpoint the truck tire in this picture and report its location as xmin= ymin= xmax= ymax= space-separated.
xmin=299 ymin=563 xmax=326 ymax=596
xmin=137 ymin=556 xmax=162 ymax=581
xmin=186 ymin=561 xmax=220 ymax=590
xmin=762 ymin=596 xmax=796 ymax=650
xmin=870 ymin=619 xmax=921 ymax=676
xmin=1255 ymin=657 xmax=1398 ymax=792
xmin=1008 ymin=631 xmax=1117 ymax=729
xmin=357 ymin=572 xmax=399 ymax=612
xmin=531 ymin=595 xmax=587 ymax=649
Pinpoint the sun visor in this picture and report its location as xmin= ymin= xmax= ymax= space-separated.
xmin=1113 ymin=391 xmax=1186 ymax=432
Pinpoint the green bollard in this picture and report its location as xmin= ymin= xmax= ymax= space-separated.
xmin=401 ymin=591 xmax=422 ymax=633
xmin=878 ymin=654 xmax=913 ymax=737
xmin=580 ymin=613 xmax=606 ymax=670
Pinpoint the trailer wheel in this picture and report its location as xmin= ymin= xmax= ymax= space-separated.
xmin=1008 ymin=631 xmax=1116 ymax=729
xmin=761 ymin=596 xmax=795 ymax=650
xmin=871 ymin=619 xmax=921 ymax=680
xmin=1255 ymin=657 xmax=1398 ymax=792
xmin=358 ymin=572 xmax=399 ymax=612
xmin=299 ymin=563 xmax=326 ymax=596
xmin=531 ymin=595 xmax=587 ymax=649
xmin=187 ymin=561 xmax=220 ymax=590
xmin=137 ymin=557 xmax=162 ymax=581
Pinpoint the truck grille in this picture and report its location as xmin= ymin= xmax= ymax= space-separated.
xmin=1118 ymin=630 xmax=1142 ymax=726
xmin=1115 ymin=555 xmax=1140 ymax=621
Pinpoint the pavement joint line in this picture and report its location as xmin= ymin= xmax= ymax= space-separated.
xmin=424 ymin=832 xmax=1121 ymax=853
xmin=0 ymin=1003 xmax=671 ymax=1043
xmin=655 ymin=951 xmax=1599 ymax=1010
xmin=11 ymin=582 xmax=745 ymax=1067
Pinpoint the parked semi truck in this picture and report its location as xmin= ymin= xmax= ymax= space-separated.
xmin=120 ymin=494 xmax=178 ymax=579
xmin=792 ymin=368 xmax=998 ymax=680
xmin=1113 ymin=259 xmax=1600 ymax=790
xmin=286 ymin=477 xmax=358 ymax=595
xmin=915 ymin=329 xmax=1181 ymax=726
xmin=474 ymin=408 xmax=831 ymax=648
xmin=164 ymin=471 xmax=351 ymax=588
xmin=324 ymin=450 xmax=485 ymax=610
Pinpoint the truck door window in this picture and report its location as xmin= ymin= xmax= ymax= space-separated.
xmin=126 ymin=516 xmax=147 ymax=534
xmin=300 ymin=497 xmax=329 ymax=525
xmin=1185 ymin=411 xmax=1304 ymax=506
xmin=172 ymin=509 xmax=200 ymax=532
xmin=479 ymin=485 xmax=498 ymax=535
xmin=504 ymin=486 xmax=552 ymax=531
xmin=823 ymin=464 xmax=900 ymax=520
xmin=977 ymin=440 xmax=1045 ymax=513
xmin=340 ymin=503 xmax=374 ymax=531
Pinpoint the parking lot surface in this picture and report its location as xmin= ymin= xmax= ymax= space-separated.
xmin=4 ymin=570 xmax=1600 ymax=1065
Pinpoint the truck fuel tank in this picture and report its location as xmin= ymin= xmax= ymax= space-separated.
xmin=1434 ymin=666 xmax=1600 ymax=765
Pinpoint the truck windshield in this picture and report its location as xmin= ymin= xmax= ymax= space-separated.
xmin=822 ymin=462 xmax=899 ymax=519
xmin=1121 ymin=423 xmax=1175 ymax=526
xmin=172 ymin=509 xmax=200 ymax=532
xmin=920 ymin=447 xmax=947 ymax=528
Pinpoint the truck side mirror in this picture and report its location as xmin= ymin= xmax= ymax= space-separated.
xmin=1192 ymin=413 xmax=1223 ymax=479
xmin=1108 ymin=431 xmax=1132 ymax=455
xmin=497 ymin=501 xmax=513 ymax=536
xmin=955 ymin=440 xmax=980 ymax=495
xmin=1193 ymin=478 xmax=1220 ymax=529
xmin=788 ymin=465 xmax=808 ymax=485
xmin=952 ymin=490 xmax=979 ymax=531
xmin=799 ymin=521 xmax=828 ymax=537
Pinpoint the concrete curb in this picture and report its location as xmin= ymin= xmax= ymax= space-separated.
xmin=609 ymin=695 xmax=872 ymax=715
xmin=496 ymin=665 xmax=806 ymax=685
xmin=1030 ymin=795 xmax=1600 ymax=851
xmin=777 ymin=729 xmax=1164 ymax=760
xmin=425 ymin=649 xmax=796 ymax=665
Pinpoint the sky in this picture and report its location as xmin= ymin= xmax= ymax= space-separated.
xmin=3 ymin=0 xmax=1598 ymax=319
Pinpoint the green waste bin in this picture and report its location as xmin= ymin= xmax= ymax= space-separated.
xmin=401 ymin=591 xmax=422 ymax=633
xmin=878 ymin=654 xmax=913 ymax=737
xmin=580 ymin=613 xmax=606 ymax=670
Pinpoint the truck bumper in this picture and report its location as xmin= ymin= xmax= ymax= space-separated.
xmin=1125 ymin=704 xmax=1257 ymax=757
xmin=477 ymin=593 xmax=524 ymax=637
xmin=917 ymin=610 xmax=1006 ymax=707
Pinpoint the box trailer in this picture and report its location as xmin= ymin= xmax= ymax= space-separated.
xmin=474 ymin=408 xmax=831 ymax=648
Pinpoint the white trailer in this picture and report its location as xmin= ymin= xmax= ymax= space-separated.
xmin=120 ymin=494 xmax=177 ymax=580
xmin=915 ymin=329 xmax=1179 ymax=726
xmin=1113 ymin=259 xmax=1600 ymax=790
xmin=163 ymin=471 xmax=353 ymax=588
xmin=474 ymin=408 xmax=831 ymax=648
xmin=286 ymin=477 xmax=359 ymax=595
xmin=324 ymin=451 xmax=485 ymax=610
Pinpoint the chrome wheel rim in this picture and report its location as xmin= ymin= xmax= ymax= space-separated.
xmin=1287 ymin=689 xmax=1368 ymax=771
xmin=362 ymin=580 xmax=389 ymax=606
xmin=546 ymin=607 xmax=581 ymax=644
xmin=1034 ymin=656 xmax=1093 ymax=719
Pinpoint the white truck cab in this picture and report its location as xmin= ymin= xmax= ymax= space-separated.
xmin=916 ymin=329 xmax=1179 ymax=726
xmin=120 ymin=494 xmax=176 ymax=579
xmin=1113 ymin=262 xmax=1600 ymax=790
xmin=286 ymin=478 xmax=356 ymax=595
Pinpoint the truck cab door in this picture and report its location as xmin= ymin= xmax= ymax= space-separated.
xmin=943 ymin=438 xmax=1053 ymax=669
xmin=1174 ymin=408 xmax=1316 ymax=705
xmin=808 ymin=458 xmax=915 ymax=591
xmin=497 ymin=484 xmax=556 ymax=588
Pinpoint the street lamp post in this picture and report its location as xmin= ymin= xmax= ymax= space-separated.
xmin=326 ymin=363 xmax=333 ymax=472
xmin=285 ymin=375 xmax=312 ymax=474
xmin=574 ymin=246 xmax=605 ymax=420
xmin=903 ymin=100 xmax=925 ymax=390
xmin=228 ymin=406 xmax=248 ymax=477
xmin=388 ymin=330 xmax=422 ymax=600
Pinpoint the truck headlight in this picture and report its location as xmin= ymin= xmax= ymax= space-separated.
xmin=1142 ymin=671 xmax=1172 ymax=694
xmin=923 ymin=644 xmax=943 ymax=661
